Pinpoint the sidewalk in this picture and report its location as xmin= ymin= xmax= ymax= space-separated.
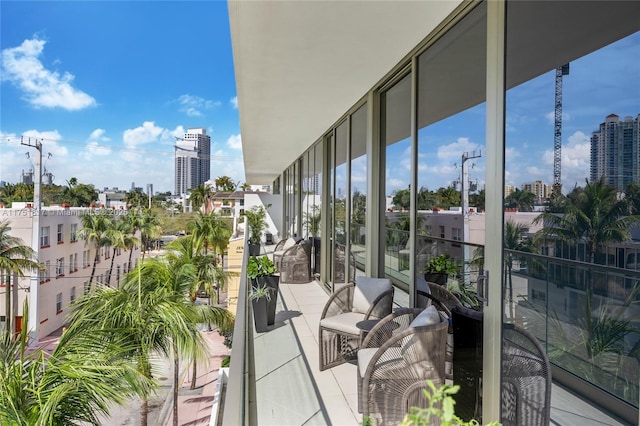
xmin=163 ymin=329 xmax=229 ymax=426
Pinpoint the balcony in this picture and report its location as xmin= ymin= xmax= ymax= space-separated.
xmin=219 ymin=243 xmax=634 ymax=425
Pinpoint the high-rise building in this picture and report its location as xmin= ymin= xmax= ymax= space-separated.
xmin=175 ymin=128 xmax=211 ymax=195
xmin=590 ymin=114 xmax=640 ymax=192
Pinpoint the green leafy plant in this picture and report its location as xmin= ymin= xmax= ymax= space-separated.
xmin=221 ymin=355 xmax=231 ymax=368
xmin=248 ymin=284 xmax=273 ymax=301
xmin=243 ymin=204 xmax=270 ymax=245
xmin=424 ymin=254 xmax=459 ymax=275
xmin=247 ymin=255 xmax=276 ymax=279
xmin=398 ymin=381 xmax=500 ymax=426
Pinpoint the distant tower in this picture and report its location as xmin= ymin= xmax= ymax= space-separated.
xmin=174 ymin=128 xmax=211 ymax=195
xmin=590 ymin=114 xmax=640 ymax=192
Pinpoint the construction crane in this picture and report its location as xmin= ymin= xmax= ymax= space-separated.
xmin=553 ymin=63 xmax=570 ymax=196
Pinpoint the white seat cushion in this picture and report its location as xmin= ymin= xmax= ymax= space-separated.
xmin=352 ymin=277 xmax=392 ymax=314
xmin=408 ymin=305 xmax=441 ymax=328
xmin=320 ymin=312 xmax=366 ymax=335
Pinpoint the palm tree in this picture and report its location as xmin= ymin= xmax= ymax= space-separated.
xmin=104 ymin=217 xmax=139 ymax=287
xmin=139 ymin=209 xmax=161 ymax=257
xmin=0 ymin=303 xmax=153 ymax=426
xmin=535 ymin=179 xmax=640 ymax=264
xmin=189 ymin=184 xmax=214 ymax=213
xmin=503 ymin=220 xmax=534 ymax=318
xmin=505 ymin=188 xmax=535 ymax=211
xmin=0 ymin=220 xmax=40 ymax=335
xmin=214 ymin=175 xmax=236 ymax=192
xmin=122 ymin=209 xmax=143 ymax=271
xmin=77 ymin=211 xmax=112 ymax=288
xmin=164 ymin=235 xmax=234 ymax=390
xmin=534 ymin=178 xmax=640 ymax=358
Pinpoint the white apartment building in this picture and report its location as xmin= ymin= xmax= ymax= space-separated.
xmin=521 ymin=180 xmax=552 ymax=203
xmin=0 ymin=204 xmax=140 ymax=343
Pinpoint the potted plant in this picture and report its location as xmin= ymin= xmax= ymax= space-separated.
xmin=248 ymin=284 xmax=272 ymax=333
xmin=304 ymin=205 xmax=321 ymax=274
xmin=424 ymin=254 xmax=459 ymax=285
xmin=247 ymin=255 xmax=279 ymax=325
xmin=243 ymin=204 xmax=270 ymax=256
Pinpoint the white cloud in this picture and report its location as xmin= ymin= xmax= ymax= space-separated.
xmin=437 ymin=137 xmax=480 ymax=162
xmin=175 ymin=94 xmax=220 ymax=117
xmin=541 ymin=130 xmax=590 ymax=190
xmin=545 ymin=111 xmax=571 ymax=125
xmin=122 ymin=121 xmax=164 ymax=147
xmin=227 ymin=134 xmax=242 ymax=150
xmin=1 ymin=38 xmax=96 ymax=110
xmin=84 ymin=128 xmax=111 ymax=158
xmin=230 ymin=96 xmax=238 ymax=109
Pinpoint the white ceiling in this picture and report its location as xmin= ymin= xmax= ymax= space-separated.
xmin=228 ymin=0 xmax=459 ymax=184
xmin=228 ymin=1 xmax=640 ymax=184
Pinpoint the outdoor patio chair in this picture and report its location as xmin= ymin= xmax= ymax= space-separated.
xmin=357 ymin=306 xmax=448 ymax=426
xmin=272 ymin=237 xmax=302 ymax=269
xmin=501 ymin=323 xmax=551 ymax=426
xmin=451 ymin=306 xmax=551 ymax=426
xmin=333 ymin=242 xmax=356 ymax=283
xmin=279 ymin=239 xmax=312 ymax=283
xmin=319 ymin=277 xmax=394 ymax=371
xmin=419 ymin=282 xmax=462 ymax=380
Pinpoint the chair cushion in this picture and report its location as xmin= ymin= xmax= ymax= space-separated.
xmin=352 ymin=277 xmax=393 ymax=314
xmin=409 ymin=305 xmax=441 ymax=328
xmin=320 ymin=312 xmax=366 ymax=335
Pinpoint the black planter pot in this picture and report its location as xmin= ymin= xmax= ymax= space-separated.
xmin=252 ymin=275 xmax=279 ymax=325
xmin=251 ymin=297 xmax=269 ymax=333
xmin=248 ymin=242 xmax=261 ymax=256
xmin=424 ymin=272 xmax=448 ymax=286
xmin=312 ymin=237 xmax=321 ymax=274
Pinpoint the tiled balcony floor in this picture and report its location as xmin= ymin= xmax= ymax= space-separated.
xmin=252 ymin=280 xmax=629 ymax=426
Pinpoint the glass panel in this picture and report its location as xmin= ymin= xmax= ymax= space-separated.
xmin=314 ymin=142 xmax=323 ymax=277
xmin=351 ymin=103 xmax=367 ymax=277
xmin=333 ymin=121 xmax=349 ymax=284
xmin=506 ymin=0 xmax=640 ymax=416
xmin=381 ymin=73 xmax=411 ymax=289
xmin=416 ymin=2 xmax=487 ymax=421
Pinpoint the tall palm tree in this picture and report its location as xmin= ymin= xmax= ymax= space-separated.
xmin=505 ymin=188 xmax=536 ymax=211
xmin=535 ymin=179 xmax=640 ymax=263
xmin=503 ymin=220 xmax=534 ymax=318
xmin=214 ymin=175 xmax=236 ymax=192
xmin=139 ymin=209 xmax=161 ymax=257
xmin=77 ymin=212 xmax=112 ymax=288
xmin=104 ymin=217 xmax=138 ymax=287
xmin=122 ymin=209 xmax=143 ymax=271
xmin=534 ymin=178 xmax=640 ymax=358
xmin=0 ymin=303 xmax=153 ymax=426
xmin=0 ymin=220 xmax=40 ymax=335
xmin=189 ymin=184 xmax=214 ymax=213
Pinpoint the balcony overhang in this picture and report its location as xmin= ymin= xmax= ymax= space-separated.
xmin=228 ymin=0 xmax=460 ymax=184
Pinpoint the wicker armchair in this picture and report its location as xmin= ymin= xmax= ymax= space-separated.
xmin=319 ymin=277 xmax=394 ymax=371
xmin=272 ymin=237 xmax=302 ymax=270
xmin=451 ymin=307 xmax=551 ymax=426
xmin=280 ymin=239 xmax=312 ymax=283
xmin=357 ymin=307 xmax=448 ymax=426
xmin=501 ymin=323 xmax=551 ymax=426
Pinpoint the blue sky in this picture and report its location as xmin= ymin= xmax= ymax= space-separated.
xmin=1 ymin=1 xmax=242 ymax=193
xmin=1 ymin=2 xmax=638 ymax=198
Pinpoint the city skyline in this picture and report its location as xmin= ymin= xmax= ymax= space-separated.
xmin=1 ymin=1 xmax=242 ymax=193
xmin=1 ymin=3 xmax=638 ymax=196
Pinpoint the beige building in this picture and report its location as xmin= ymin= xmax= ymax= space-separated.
xmin=0 ymin=204 xmax=140 ymax=343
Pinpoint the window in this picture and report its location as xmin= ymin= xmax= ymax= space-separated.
xmin=70 ymin=224 xmax=77 ymax=242
xmin=69 ymin=255 xmax=74 ymax=274
xmin=84 ymin=281 xmax=90 ymax=295
xmin=452 ymin=228 xmax=462 ymax=241
xmin=39 ymin=263 xmax=46 ymax=283
xmin=56 ymin=258 xmax=64 ymax=277
xmin=439 ymin=226 xmax=446 ymax=239
xmin=57 ymin=224 xmax=63 ymax=243
xmin=56 ymin=292 xmax=62 ymax=313
xmin=44 ymin=260 xmax=50 ymax=281
xmin=73 ymin=253 xmax=78 ymax=271
xmin=41 ymin=226 xmax=50 ymax=247
xmin=70 ymin=286 xmax=76 ymax=303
